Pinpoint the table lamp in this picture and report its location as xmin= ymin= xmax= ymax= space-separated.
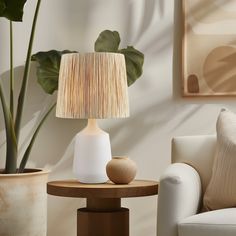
xmin=56 ymin=52 xmax=129 ymax=183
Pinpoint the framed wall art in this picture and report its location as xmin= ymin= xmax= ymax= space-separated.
xmin=182 ymin=0 xmax=236 ymax=96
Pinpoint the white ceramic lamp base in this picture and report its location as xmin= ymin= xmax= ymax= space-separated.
xmin=73 ymin=119 xmax=111 ymax=183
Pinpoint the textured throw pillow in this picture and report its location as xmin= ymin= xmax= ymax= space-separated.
xmin=204 ymin=109 xmax=236 ymax=211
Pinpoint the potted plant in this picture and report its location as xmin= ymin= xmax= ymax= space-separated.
xmin=0 ymin=1 xmax=144 ymax=235
xmin=0 ymin=1 xmax=51 ymax=235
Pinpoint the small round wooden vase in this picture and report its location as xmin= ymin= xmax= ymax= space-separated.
xmin=106 ymin=156 xmax=137 ymax=184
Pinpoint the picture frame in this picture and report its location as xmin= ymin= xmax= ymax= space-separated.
xmin=182 ymin=0 xmax=236 ymax=97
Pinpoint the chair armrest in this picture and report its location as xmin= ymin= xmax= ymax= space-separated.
xmin=157 ymin=163 xmax=202 ymax=236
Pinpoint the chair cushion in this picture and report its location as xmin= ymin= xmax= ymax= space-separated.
xmin=203 ymin=109 xmax=236 ymax=210
xmin=171 ymin=135 xmax=216 ymax=194
xmin=178 ymin=208 xmax=236 ymax=236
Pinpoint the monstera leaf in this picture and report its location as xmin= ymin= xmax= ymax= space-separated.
xmin=32 ymin=50 xmax=76 ymax=94
xmin=0 ymin=0 xmax=28 ymax=21
xmin=32 ymin=30 xmax=144 ymax=94
xmin=119 ymin=46 xmax=144 ymax=86
xmin=94 ymin=30 xmax=144 ymax=86
xmin=95 ymin=30 xmax=120 ymax=52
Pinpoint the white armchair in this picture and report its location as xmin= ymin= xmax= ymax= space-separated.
xmin=157 ymin=135 xmax=236 ymax=236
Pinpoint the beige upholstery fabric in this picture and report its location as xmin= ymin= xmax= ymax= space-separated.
xmin=157 ymin=163 xmax=202 ymax=236
xmin=172 ymin=135 xmax=216 ymax=193
xmin=204 ymin=109 xmax=236 ymax=210
xmin=158 ymin=134 xmax=236 ymax=236
xmin=178 ymin=208 xmax=236 ymax=236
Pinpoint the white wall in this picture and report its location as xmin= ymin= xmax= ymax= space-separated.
xmin=0 ymin=0 xmax=235 ymax=235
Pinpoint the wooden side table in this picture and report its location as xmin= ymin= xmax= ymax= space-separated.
xmin=47 ymin=180 xmax=158 ymax=236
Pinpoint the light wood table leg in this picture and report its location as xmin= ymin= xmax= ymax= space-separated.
xmin=77 ymin=198 xmax=129 ymax=236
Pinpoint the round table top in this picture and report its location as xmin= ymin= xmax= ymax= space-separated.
xmin=47 ymin=179 xmax=158 ymax=198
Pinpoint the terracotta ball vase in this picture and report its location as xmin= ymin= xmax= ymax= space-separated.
xmin=106 ymin=156 xmax=137 ymax=184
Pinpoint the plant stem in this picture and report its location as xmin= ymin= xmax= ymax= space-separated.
xmin=10 ymin=21 xmax=14 ymax=118
xmin=0 ymin=83 xmax=17 ymax=173
xmin=18 ymin=103 xmax=56 ymax=173
xmin=15 ymin=0 xmax=42 ymax=143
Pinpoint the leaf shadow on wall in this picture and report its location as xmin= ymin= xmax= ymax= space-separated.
xmin=0 ymin=65 xmax=54 ymax=138
xmin=40 ymin=0 xmax=98 ymax=51
xmin=125 ymin=0 xmax=159 ymax=44
xmin=0 ymin=66 xmax=47 ymax=166
xmin=108 ymin=0 xmax=207 ymax=160
xmin=0 ymin=64 xmax=86 ymax=168
xmin=127 ymin=0 xmax=170 ymax=55
xmin=109 ymin=96 xmax=205 ymax=158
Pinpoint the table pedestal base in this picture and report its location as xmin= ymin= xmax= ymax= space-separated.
xmin=77 ymin=208 xmax=129 ymax=236
xmin=77 ymin=198 xmax=129 ymax=236
xmin=47 ymin=180 xmax=158 ymax=236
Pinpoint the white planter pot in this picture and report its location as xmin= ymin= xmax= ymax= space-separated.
xmin=0 ymin=169 xmax=49 ymax=236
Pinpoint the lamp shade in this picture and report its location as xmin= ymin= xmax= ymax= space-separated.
xmin=56 ymin=52 xmax=129 ymax=119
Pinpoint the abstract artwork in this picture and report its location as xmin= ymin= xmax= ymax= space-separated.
xmin=182 ymin=0 xmax=236 ymax=96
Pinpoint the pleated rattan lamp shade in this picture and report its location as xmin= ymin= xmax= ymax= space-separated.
xmin=56 ymin=52 xmax=129 ymax=119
